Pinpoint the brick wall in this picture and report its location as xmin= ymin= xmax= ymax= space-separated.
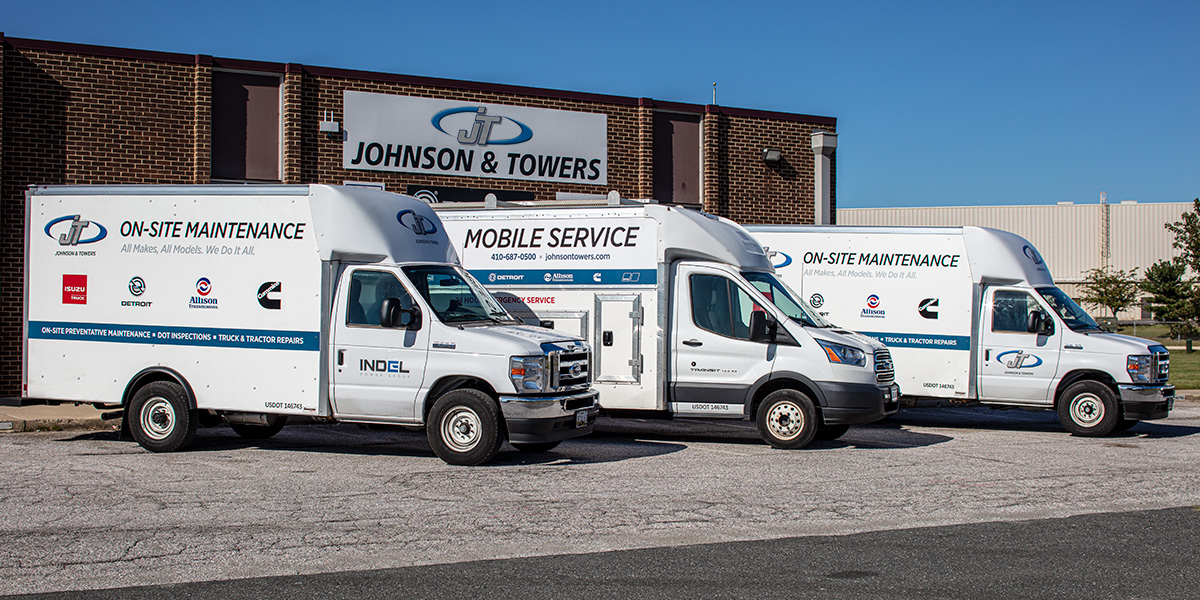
xmin=0 ymin=36 xmax=834 ymax=397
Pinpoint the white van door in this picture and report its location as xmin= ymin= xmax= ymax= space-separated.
xmin=979 ymin=287 xmax=1061 ymax=405
xmin=331 ymin=267 xmax=430 ymax=421
xmin=670 ymin=263 xmax=774 ymax=416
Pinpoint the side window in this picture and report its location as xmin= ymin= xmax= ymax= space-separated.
xmin=992 ymin=290 xmax=1034 ymax=333
xmin=690 ymin=274 xmax=762 ymax=340
xmin=346 ymin=271 xmax=412 ymax=327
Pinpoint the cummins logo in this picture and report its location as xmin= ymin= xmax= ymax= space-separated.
xmin=258 ymin=281 xmax=282 ymax=310
xmin=919 ymin=298 xmax=939 ymax=319
xmin=46 ymin=215 xmax=107 ymax=246
xmin=396 ymin=209 xmax=438 ymax=235
xmin=432 ymin=106 xmax=533 ymax=146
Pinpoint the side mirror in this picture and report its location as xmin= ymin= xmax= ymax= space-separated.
xmin=1026 ymin=310 xmax=1053 ymax=335
xmin=380 ymin=297 xmax=422 ymax=330
xmin=749 ymin=311 xmax=776 ymax=343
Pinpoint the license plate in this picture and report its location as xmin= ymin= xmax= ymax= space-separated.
xmin=575 ymin=409 xmax=589 ymax=428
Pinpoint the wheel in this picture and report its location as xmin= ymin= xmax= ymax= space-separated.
xmin=814 ymin=423 xmax=850 ymax=441
xmin=1057 ymin=381 xmax=1119 ymax=437
xmin=427 ymin=389 xmax=502 ymax=465
xmin=229 ymin=415 xmax=288 ymax=439
xmin=1112 ymin=419 xmax=1139 ymax=433
xmin=755 ymin=389 xmax=818 ymax=449
xmin=128 ymin=381 xmax=197 ymax=453
xmin=512 ymin=441 xmax=561 ymax=453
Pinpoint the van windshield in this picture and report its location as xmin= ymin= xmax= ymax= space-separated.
xmin=402 ymin=265 xmax=517 ymax=325
xmin=1037 ymin=286 xmax=1104 ymax=332
xmin=741 ymin=271 xmax=834 ymax=328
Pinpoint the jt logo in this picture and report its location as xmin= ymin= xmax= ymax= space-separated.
xmin=456 ymin=108 xmax=504 ymax=145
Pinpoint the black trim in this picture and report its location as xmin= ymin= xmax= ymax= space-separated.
xmin=670 ymin=383 xmax=750 ymax=407
xmin=122 ymin=367 xmax=197 ymax=410
xmin=505 ymin=407 xmax=598 ymax=444
xmin=815 ymin=381 xmax=892 ymax=425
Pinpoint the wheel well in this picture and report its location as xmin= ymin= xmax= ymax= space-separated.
xmin=750 ymin=378 xmax=823 ymax=424
xmin=123 ymin=368 xmax=197 ymax=409
xmin=421 ymin=376 xmax=498 ymax=421
xmin=1053 ymin=370 xmax=1117 ymax=408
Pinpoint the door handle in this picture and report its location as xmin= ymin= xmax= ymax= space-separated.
xmin=683 ymin=339 xmax=703 ymax=347
xmin=984 ymin=349 xmax=990 ymax=361
xmin=338 ymin=349 xmax=344 ymax=366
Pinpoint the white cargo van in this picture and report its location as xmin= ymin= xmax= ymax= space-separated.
xmin=747 ymin=225 xmax=1174 ymax=436
xmin=436 ymin=201 xmax=898 ymax=448
xmin=24 ymin=185 xmax=598 ymax=465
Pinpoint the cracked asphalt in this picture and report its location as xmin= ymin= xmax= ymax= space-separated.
xmin=3 ymin=401 xmax=1199 ymax=596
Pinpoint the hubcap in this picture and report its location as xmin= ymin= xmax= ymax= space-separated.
xmin=1070 ymin=393 xmax=1105 ymax=427
xmin=140 ymin=397 xmax=176 ymax=441
xmin=767 ymin=401 xmax=804 ymax=441
xmin=442 ymin=407 xmax=482 ymax=452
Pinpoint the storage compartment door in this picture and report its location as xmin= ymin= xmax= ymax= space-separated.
xmin=595 ymin=294 xmax=642 ymax=384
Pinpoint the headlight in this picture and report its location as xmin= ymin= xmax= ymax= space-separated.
xmin=510 ymin=356 xmax=546 ymax=392
xmin=1126 ymin=355 xmax=1152 ymax=383
xmin=817 ymin=339 xmax=866 ymax=367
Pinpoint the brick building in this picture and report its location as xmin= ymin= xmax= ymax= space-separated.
xmin=0 ymin=34 xmax=836 ymax=397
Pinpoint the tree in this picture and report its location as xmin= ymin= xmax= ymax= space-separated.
xmin=1165 ymin=198 xmax=1200 ymax=272
xmin=1139 ymin=259 xmax=1198 ymax=339
xmin=1078 ymin=266 xmax=1139 ymax=320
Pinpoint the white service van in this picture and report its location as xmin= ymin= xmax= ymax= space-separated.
xmin=24 ymin=185 xmax=598 ymax=464
xmin=436 ymin=201 xmax=898 ymax=448
xmin=747 ymin=225 xmax=1174 ymax=436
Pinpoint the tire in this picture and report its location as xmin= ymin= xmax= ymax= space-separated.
xmin=1057 ymin=381 xmax=1119 ymax=437
xmin=756 ymin=389 xmax=818 ymax=449
xmin=229 ymin=415 xmax=288 ymax=439
xmin=128 ymin=381 xmax=197 ymax=453
xmin=512 ymin=441 xmax=561 ymax=453
xmin=427 ymin=389 xmax=503 ymax=465
xmin=814 ymin=423 xmax=851 ymax=441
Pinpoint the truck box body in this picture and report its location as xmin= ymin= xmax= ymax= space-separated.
xmin=26 ymin=185 xmax=598 ymax=464
xmin=438 ymin=203 xmax=898 ymax=448
xmin=748 ymin=225 xmax=1174 ymax=435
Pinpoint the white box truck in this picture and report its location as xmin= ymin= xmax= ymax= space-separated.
xmin=435 ymin=202 xmax=898 ymax=448
xmin=747 ymin=225 xmax=1174 ymax=436
xmin=24 ymin=185 xmax=598 ymax=465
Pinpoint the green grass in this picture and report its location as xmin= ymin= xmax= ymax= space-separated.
xmin=1167 ymin=350 xmax=1200 ymax=390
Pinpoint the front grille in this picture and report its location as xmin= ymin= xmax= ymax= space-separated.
xmin=874 ymin=349 xmax=895 ymax=384
xmin=1153 ymin=350 xmax=1170 ymax=383
xmin=550 ymin=350 xmax=591 ymax=390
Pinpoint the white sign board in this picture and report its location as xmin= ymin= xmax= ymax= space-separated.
xmin=343 ymin=91 xmax=608 ymax=185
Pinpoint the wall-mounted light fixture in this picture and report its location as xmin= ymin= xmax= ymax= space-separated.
xmin=319 ymin=109 xmax=341 ymax=139
xmin=761 ymin=148 xmax=782 ymax=163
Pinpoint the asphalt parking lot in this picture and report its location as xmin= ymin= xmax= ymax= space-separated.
xmin=2 ymin=401 xmax=1199 ymax=596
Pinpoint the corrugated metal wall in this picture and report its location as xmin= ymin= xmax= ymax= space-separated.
xmin=837 ymin=202 xmax=1193 ymax=320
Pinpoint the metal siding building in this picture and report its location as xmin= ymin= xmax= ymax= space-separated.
xmin=838 ymin=202 xmax=1194 ymax=319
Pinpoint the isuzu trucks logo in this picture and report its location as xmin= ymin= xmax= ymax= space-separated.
xmin=62 ymin=274 xmax=87 ymax=304
xmin=997 ymin=350 xmax=1043 ymax=369
xmin=432 ymin=107 xmax=533 ymax=146
xmin=396 ymin=210 xmax=438 ymax=235
xmin=46 ymin=215 xmax=107 ymax=246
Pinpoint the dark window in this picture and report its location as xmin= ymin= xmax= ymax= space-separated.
xmin=212 ymin=71 xmax=280 ymax=181
xmin=347 ymin=271 xmax=412 ymax=327
xmin=992 ymin=290 xmax=1035 ymax=333
xmin=690 ymin=274 xmax=762 ymax=340
xmin=653 ymin=112 xmax=701 ymax=206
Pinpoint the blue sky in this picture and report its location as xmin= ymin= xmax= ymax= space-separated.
xmin=4 ymin=0 xmax=1197 ymax=208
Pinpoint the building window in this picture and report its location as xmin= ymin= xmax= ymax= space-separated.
xmin=211 ymin=71 xmax=281 ymax=181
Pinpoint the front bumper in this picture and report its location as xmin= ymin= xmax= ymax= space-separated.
xmin=816 ymin=381 xmax=900 ymax=425
xmin=1118 ymin=384 xmax=1174 ymax=421
xmin=499 ymin=389 xmax=599 ymax=444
